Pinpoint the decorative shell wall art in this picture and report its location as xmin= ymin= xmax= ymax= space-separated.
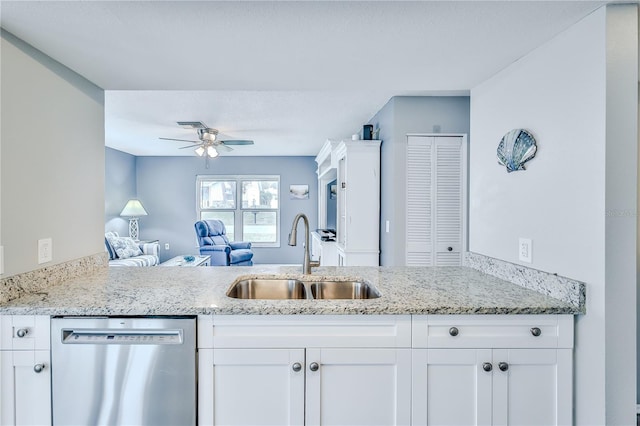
xmin=496 ymin=129 xmax=538 ymax=173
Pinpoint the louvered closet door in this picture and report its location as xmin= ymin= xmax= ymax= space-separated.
xmin=434 ymin=137 xmax=463 ymax=265
xmin=406 ymin=136 xmax=433 ymax=265
xmin=406 ymin=135 xmax=464 ymax=266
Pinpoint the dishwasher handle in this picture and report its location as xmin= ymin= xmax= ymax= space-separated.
xmin=61 ymin=328 xmax=184 ymax=345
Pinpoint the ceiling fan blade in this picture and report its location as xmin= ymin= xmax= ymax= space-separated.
xmin=216 ymin=144 xmax=233 ymax=152
xmin=178 ymin=144 xmax=203 ymax=149
xmin=159 ymin=137 xmax=199 ymax=143
xmin=177 ymin=121 xmax=207 ymax=130
xmin=219 ymin=140 xmax=254 ymax=146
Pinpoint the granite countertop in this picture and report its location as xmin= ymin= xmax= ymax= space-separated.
xmin=0 ymin=265 xmax=581 ymax=316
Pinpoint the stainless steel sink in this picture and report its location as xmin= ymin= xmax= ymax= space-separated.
xmin=309 ymin=281 xmax=381 ymax=299
xmin=226 ymin=277 xmax=381 ymax=300
xmin=226 ymin=279 xmax=308 ymax=299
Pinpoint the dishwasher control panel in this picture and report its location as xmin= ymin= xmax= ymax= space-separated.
xmin=62 ymin=329 xmax=183 ymax=344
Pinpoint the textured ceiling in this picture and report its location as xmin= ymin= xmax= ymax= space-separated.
xmin=1 ymin=1 xmax=607 ymax=156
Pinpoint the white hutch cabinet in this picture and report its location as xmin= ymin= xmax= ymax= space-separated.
xmin=314 ymin=139 xmax=381 ymax=266
xmin=334 ymin=140 xmax=381 ymax=266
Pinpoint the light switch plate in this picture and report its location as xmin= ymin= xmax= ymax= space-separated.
xmin=38 ymin=238 xmax=53 ymax=264
xmin=518 ymin=238 xmax=532 ymax=263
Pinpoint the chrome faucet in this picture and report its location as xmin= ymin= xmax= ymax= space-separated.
xmin=288 ymin=213 xmax=320 ymax=275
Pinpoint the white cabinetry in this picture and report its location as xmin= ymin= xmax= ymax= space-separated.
xmin=311 ymin=231 xmax=338 ymax=265
xmin=412 ymin=315 xmax=573 ymax=426
xmin=406 ymin=135 xmax=467 ymax=266
xmin=335 ymin=140 xmax=381 ymax=266
xmin=199 ymin=315 xmax=411 ymax=426
xmin=0 ymin=315 xmax=51 ymax=426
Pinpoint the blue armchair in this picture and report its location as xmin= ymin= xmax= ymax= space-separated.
xmin=194 ymin=220 xmax=254 ymax=266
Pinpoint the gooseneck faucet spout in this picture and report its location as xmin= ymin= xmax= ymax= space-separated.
xmin=288 ymin=213 xmax=320 ymax=275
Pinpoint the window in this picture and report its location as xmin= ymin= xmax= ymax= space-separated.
xmin=197 ymin=175 xmax=280 ymax=247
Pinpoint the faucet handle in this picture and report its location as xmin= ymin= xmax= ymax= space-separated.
xmin=310 ymin=257 xmax=321 ymax=268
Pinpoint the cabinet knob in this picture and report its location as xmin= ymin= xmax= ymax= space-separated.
xmin=482 ymin=362 xmax=493 ymax=372
xmin=498 ymin=362 xmax=509 ymax=372
xmin=16 ymin=328 xmax=28 ymax=338
xmin=447 ymin=247 xmax=453 ymax=252
xmin=449 ymin=327 xmax=459 ymax=337
xmin=33 ymin=364 xmax=45 ymax=373
xmin=530 ymin=327 xmax=542 ymax=337
xmin=309 ymin=362 xmax=319 ymax=372
xmin=292 ymin=362 xmax=302 ymax=372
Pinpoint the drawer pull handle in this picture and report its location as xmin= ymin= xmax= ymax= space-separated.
xmin=482 ymin=362 xmax=493 ymax=372
xmin=498 ymin=362 xmax=509 ymax=372
xmin=292 ymin=363 xmax=302 ymax=372
xmin=449 ymin=327 xmax=459 ymax=337
xmin=33 ymin=364 xmax=45 ymax=373
xmin=16 ymin=328 xmax=28 ymax=338
xmin=530 ymin=327 xmax=542 ymax=337
xmin=309 ymin=362 xmax=319 ymax=372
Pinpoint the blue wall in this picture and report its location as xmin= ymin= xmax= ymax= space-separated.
xmin=368 ymin=96 xmax=470 ymax=266
xmin=105 ymin=147 xmax=137 ymax=236
xmin=133 ymin=155 xmax=318 ymax=264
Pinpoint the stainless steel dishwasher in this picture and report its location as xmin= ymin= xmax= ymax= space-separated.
xmin=51 ymin=316 xmax=196 ymax=426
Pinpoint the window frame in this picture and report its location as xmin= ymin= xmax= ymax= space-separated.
xmin=197 ymin=174 xmax=281 ymax=248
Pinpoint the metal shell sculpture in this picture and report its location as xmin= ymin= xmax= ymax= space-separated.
xmin=497 ymin=129 xmax=537 ymax=173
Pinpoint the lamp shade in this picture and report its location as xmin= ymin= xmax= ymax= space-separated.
xmin=120 ymin=199 xmax=148 ymax=217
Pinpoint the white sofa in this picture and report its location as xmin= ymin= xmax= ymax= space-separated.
xmin=105 ymin=232 xmax=159 ymax=267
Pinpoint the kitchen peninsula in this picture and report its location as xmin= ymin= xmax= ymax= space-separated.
xmin=0 ymin=262 xmax=584 ymax=425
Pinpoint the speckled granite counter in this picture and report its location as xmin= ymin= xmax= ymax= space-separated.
xmin=0 ymin=265 xmax=582 ymax=316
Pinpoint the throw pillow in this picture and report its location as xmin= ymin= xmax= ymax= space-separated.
xmin=107 ymin=236 xmax=142 ymax=259
xmin=104 ymin=232 xmax=119 ymax=260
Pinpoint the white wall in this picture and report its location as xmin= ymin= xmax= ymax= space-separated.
xmin=0 ymin=30 xmax=105 ymax=277
xmin=470 ymin=5 xmax=637 ymax=424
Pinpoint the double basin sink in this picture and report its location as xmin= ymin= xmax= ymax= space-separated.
xmin=227 ymin=278 xmax=381 ymax=300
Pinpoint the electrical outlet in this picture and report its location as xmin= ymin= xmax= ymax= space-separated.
xmin=518 ymin=238 xmax=532 ymax=263
xmin=165 ymin=243 xmax=170 ymax=250
xmin=38 ymin=238 xmax=53 ymax=264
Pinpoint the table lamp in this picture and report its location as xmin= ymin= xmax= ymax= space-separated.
xmin=120 ymin=199 xmax=148 ymax=240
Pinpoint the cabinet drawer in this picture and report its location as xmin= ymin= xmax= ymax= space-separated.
xmin=211 ymin=315 xmax=411 ymax=348
xmin=412 ymin=315 xmax=573 ymax=349
xmin=1 ymin=315 xmax=50 ymax=350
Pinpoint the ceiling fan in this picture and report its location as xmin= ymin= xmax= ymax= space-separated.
xmin=159 ymin=121 xmax=254 ymax=167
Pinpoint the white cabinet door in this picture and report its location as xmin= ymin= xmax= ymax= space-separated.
xmin=306 ymin=348 xmax=411 ymax=426
xmin=412 ymin=349 xmax=492 ymax=426
xmin=413 ymin=348 xmax=571 ymax=426
xmin=433 ymin=138 xmax=464 ymax=266
xmin=0 ymin=350 xmax=51 ymax=426
xmin=492 ymin=349 xmax=572 ymax=426
xmin=210 ymin=348 xmax=305 ymax=426
xmin=406 ymin=136 xmax=434 ymax=266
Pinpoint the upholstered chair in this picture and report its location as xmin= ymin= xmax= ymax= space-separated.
xmin=194 ymin=220 xmax=254 ymax=266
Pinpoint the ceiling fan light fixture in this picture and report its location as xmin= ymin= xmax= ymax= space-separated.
xmin=195 ymin=146 xmax=205 ymax=156
xmin=207 ymin=146 xmax=219 ymax=158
